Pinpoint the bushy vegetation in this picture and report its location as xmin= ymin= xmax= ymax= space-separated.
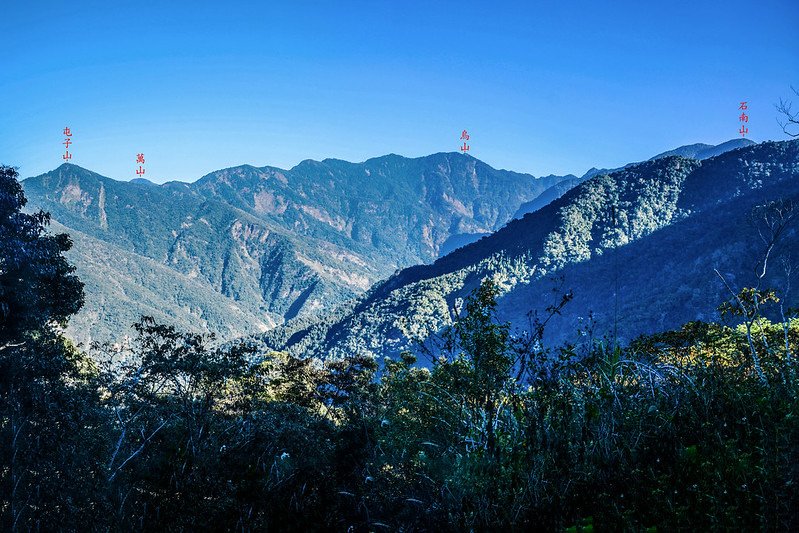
xmin=4 ymin=160 xmax=799 ymax=530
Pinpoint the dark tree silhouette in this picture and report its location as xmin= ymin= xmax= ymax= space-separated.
xmin=776 ymin=86 xmax=799 ymax=138
xmin=0 ymin=165 xmax=103 ymax=531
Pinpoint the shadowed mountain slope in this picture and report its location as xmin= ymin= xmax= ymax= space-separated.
xmin=253 ymin=140 xmax=799 ymax=359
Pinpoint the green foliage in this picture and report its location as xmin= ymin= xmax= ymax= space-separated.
xmin=0 ymin=165 xmax=105 ymax=531
xmin=4 ymin=140 xmax=799 ymax=530
xmin=352 ymin=289 xmax=799 ymax=530
xmin=4 ymin=257 xmax=799 ymax=529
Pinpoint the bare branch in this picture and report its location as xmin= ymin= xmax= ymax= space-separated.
xmin=776 ymin=85 xmax=799 ymax=138
xmin=108 ymin=417 xmax=170 ymax=482
xmin=714 ymin=269 xmax=767 ymax=384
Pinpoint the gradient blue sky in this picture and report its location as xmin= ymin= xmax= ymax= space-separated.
xmin=3 ymin=0 xmax=798 ymax=183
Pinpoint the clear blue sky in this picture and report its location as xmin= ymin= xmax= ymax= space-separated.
xmin=3 ymin=0 xmax=798 ymax=183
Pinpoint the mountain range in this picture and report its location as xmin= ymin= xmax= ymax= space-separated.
xmin=20 ymin=137 xmax=775 ymax=352
xmin=251 ymin=139 xmax=799 ymax=360
xmin=23 ymin=154 xmax=563 ymax=345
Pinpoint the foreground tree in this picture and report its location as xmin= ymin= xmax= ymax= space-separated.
xmin=0 ymin=165 xmax=107 ymax=530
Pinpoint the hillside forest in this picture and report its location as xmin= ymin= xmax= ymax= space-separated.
xmin=2 ymin=157 xmax=799 ymax=530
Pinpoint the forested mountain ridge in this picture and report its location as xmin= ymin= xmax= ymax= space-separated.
xmin=190 ymin=153 xmax=564 ymax=264
xmin=512 ymin=138 xmax=756 ymax=221
xmin=23 ymin=164 xmax=371 ymax=344
xmin=22 ymin=153 xmax=561 ymax=345
xmin=47 ymin=219 xmax=274 ymax=343
xmin=255 ymin=139 xmax=799 ymax=359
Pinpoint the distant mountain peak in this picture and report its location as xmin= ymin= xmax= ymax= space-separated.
xmin=649 ymin=138 xmax=756 ymax=161
xmin=56 ymin=162 xmax=83 ymax=172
